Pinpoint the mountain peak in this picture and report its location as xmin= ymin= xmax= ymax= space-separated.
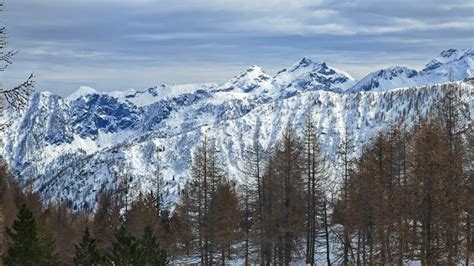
xmin=223 ymin=65 xmax=271 ymax=93
xmin=347 ymin=66 xmax=418 ymax=92
xmin=234 ymin=64 xmax=268 ymax=80
xmin=423 ymin=47 xmax=473 ymax=72
xmin=272 ymin=57 xmax=354 ymax=94
xmin=348 ymin=47 xmax=473 ymax=92
xmin=375 ymin=66 xmax=417 ymax=78
xmin=440 ymin=48 xmax=458 ymax=58
xmin=246 ymin=65 xmax=263 ymax=72
xmin=298 ymin=56 xmax=318 ymax=65
xmin=438 ymin=47 xmax=473 ymax=59
xmin=289 ymin=56 xmax=327 ymax=72
xmin=66 ymin=86 xmax=98 ymax=101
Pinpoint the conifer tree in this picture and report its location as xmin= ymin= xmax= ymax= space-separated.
xmin=38 ymin=231 xmax=61 ymax=266
xmin=3 ymin=204 xmax=59 ymax=265
xmin=107 ymin=225 xmax=143 ymax=265
xmin=73 ymin=226 xmax=102 ymax=265
xmin=141 ymin=225 xmax=167 ymax=266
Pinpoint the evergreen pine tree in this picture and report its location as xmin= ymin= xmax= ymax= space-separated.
xmin=73 ymin=226 xmax=102 ymax=265
xmin=141 ymin=225 xmax=167 ymax=266
xmin=3 ymin=204 xmax=59 ymax=265
xmin=107 ymin=225 xmax=143 ymax=265
xmin=37 ymin=231 xmax=61 ymax=266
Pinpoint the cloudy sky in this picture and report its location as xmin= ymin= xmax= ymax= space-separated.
xmin=1 ymin=0 xmax=473 ymax=96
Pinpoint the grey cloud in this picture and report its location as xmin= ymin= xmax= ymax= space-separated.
xmin=1 ymin=0 xmax=472 ymax=96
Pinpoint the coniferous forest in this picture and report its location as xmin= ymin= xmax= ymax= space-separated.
xmin=0 ymin=87 xmax=472 ymax=265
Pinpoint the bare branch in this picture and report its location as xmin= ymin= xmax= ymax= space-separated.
xmin=0 ymin=73 xmax=35 ymax=112
xmin=0 ymin=1 xmax=36 ymax=131
xmin=0 ymin=50 xmax=17 ymax=71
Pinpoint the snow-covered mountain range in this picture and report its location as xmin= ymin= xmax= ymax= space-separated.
xmin=1 ymin=48 xmax=473 ymax=211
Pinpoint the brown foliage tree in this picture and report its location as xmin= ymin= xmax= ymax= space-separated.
xmin=174 ymin=137 xmax=227 ymax=264
xmin=335 ymin=118 xmax=471 ymax=265
xmin=92 ymin=189 xmax=122 ymax=254
xmin=210 ymin=181 xmax=240 ymax=264
xmin=259 ymin=124 xmax=305 ymax=265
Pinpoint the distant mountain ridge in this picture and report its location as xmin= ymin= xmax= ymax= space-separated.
xmin=348 ymin=48 xmax=473 ymax=92
xmin=1 ymin=49 xmax=472 ymax=211
xmin=64 ymin=48 xmax=473 ymax=100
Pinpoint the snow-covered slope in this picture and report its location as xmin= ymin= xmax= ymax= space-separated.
xmin=1 ymin=53 xmax=473 ymax=212
xmin=348 ymin=48 xmax=473 ymax=92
